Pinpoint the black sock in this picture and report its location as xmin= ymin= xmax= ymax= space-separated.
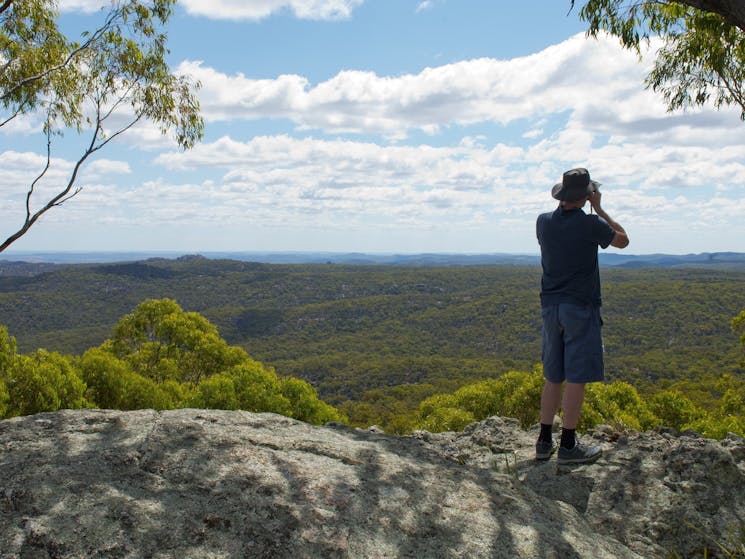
xmin=560 ymin=428 xmax=576 ymax=449
xmin=539 ymin=423 xmax=553 ymax=443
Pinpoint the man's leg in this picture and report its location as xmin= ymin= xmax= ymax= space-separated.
xmin=557 ymin=381 xmax=602 ymax=464
xmin=536 ymin=304 xmax=564 ymax=460
xmin=559 ymin=382 xmax=585 ymax=449
xmin=561 ymin=382 xmax=586 ymax=429
xmin=536 ymin=380 xmax=562 ymax=460
xmin=553 ymin=304 xmax=603 ymax=463
xmin=540 ymin=380 xmax=563 ymax=425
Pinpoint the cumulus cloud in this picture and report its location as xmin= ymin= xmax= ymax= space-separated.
xmin=58 ymin=0 xmax=364 ymax=19
xmin=152 ymin=130 xmax=745 ymax=232
xmin=58 ymin=0 xmax=110 ymax=13
xmin=0 ymin=113 xmax=44 ymax=136
xmin=142 ymin=134 xmax=517 ymax=231
xmin=179 ymin=0 xmax=364 ymax=21
xmin=82 ymin=159 xmax=132 ymax=179
xmin=7 ymin=124 xmax=745 ymax=251
xmin=176 ymin=32 xmax=743 ymax=146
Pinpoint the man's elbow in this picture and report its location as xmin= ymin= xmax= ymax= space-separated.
xmin=611 ymin=232 xmax=630 ymax=249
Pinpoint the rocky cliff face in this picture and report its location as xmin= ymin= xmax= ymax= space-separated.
xmin=1 ymin=409 xmax=743 ymax=558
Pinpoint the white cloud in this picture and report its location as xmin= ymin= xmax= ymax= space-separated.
xmin=0 ymin=113 xmax=44 ymax=136
xmin=58 ymin=0 xmax=364 ymax=19
xmin=152 ymin=130 xmax=745 ymax=227
xmin=7 ymin=127 xmax=745 ymax=252
xmin=58 ymin=0 xmax=110 ymax=13
xmin=416 ymin=1 xmax=434 ymax=13
xmin=143 ymin=135 xmax=517 ymax=230
xmin=82 ymin=159 xmax=132 ymax=179
xmin=179 ymin=0 xmax=364 ymax=21
xmin=177 ymin=32 xmax=743 ymax=145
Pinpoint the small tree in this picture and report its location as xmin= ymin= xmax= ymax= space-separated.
xmin=108 ymin=298 xmax=247 ymax=384
xmin=0 ymin=0 xmax=203 ymax=251
xmin=571 ymin=1 xmax=745 ymax=120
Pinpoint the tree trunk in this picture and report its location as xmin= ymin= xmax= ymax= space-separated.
xmin=674 ymin=0 xmax=745 ymax=31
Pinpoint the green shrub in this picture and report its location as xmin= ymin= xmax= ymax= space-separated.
xmin=0 ymin=376 xmax=9 ymax=418
xmin=192 ymin=374 xmax=239 ymax=410
xmin=77 ymin=348 xmax=131 ymax=409
xmin=580 ymin=381 xmax=658 ymax=432
xmin=0 ymin=325 xmax=16 ymax=373
xmin=417 ymin=368 xmax=543 ymax=432
xmin=118 ymin=373 xmax=174 ymax=411
xmin=5 ymin=350 xmax=87 ymax=417
xmin=279 ymin=376 xmax=344 ymax=424
xmin=229 ymin=361 xmax=291 ymax=415
xmin=189 ymin=360 xmax=344 ymax=425
xmin=649 ymin=390 xmax=703 ymax=431
xmin=418 ymin=393 xmax=459 ymax=422
xmin=418 ymin=406 xmax=476 ymax=432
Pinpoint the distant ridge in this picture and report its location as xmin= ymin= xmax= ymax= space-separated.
xmin=598 ymin=251 xmax=745 ymax=269
xmin=1 ymin=251 xmax=744 ymax=269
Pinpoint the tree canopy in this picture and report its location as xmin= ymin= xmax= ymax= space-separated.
xmin=734 ymin=310 xmax=745 ymax=367
xmin=0 ymin=0 xmax=203 ymax=251
xmin=0 ymin=298 xmax=345 ymax=425
xmin=572 ymin=0 xmax=745 ymax=120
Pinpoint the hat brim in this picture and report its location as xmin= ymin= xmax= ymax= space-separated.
xmin=551 ymin=179 xmax=601 ymax=202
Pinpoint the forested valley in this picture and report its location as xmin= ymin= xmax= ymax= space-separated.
xmin=0 ymin=256 xmax=743 ymax=437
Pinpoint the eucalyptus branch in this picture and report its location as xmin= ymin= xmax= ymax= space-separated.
xmin=98 ymin=80 xmax=139 ymax=125
xmin=0 ymin=107 xmax=98 ymax=253
xmin=716 ymin=69 xmax=745 ymax=117
xmin=1 ymin=56 xmax=12 ymax=77
xmin=571 ymin=0 xmax=745 ymax=32
xmin=0 ymin=0 xmax=203 ymax=252
xmin=681 ymin=0 xmax=745 ymax=31
xmin=25 ymin=123 xmax=53 ymax=222
xmin=0 ymin=90 xmax=33 ymax=128
xmin=93 ymin=114 xmax=142 ymax=153
xmin=1 ymin=6 xmax=121 ymax=105
xmin=0 ymin=107 xmax=19 ymax=127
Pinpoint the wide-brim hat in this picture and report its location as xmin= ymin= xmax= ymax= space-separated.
xmin=551 ymin=168 xmax=600 ymax=202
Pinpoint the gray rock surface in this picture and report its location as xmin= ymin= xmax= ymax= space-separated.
xmin=1 ymin=409 xmax=744 ymax=558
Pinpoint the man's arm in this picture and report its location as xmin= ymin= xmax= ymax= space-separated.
xmin=589 ymin=191 xmax=629 ymax=248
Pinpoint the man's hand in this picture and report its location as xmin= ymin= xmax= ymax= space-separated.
xmin=589 ymin=190 xmax=629 ymax=249
xmin=589 ymin=190 xmax=602 ymax=213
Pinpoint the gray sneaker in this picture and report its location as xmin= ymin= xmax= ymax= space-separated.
xmin=535 ymin=439 xmax=557 ymax=461
xmin=557 ymin=442 xmax=602 ymax=465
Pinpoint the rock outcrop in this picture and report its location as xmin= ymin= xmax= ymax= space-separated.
xmin=1 ymin=409 xmax=744 ymax=558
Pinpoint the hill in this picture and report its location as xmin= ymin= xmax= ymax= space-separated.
xmin=2 ymin=250 xmax=745 ymax=268
xmin=0 ymin=257 xmax=742 ymax=430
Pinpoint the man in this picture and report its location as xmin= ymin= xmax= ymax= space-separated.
xmin=535 ymin=168 xmax=629 ymax=464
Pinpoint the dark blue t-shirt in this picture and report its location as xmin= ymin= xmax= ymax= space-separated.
xmin=536 ymin=206 xmax=616 ymax=307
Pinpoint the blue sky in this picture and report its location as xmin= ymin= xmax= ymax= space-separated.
xmin=2 ymin=0 xmax=744 ymax=255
